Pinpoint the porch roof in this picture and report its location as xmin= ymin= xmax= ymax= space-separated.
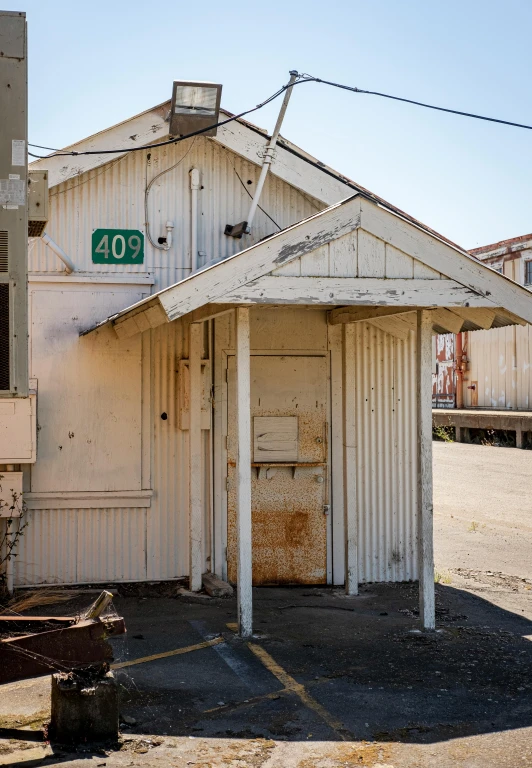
xmin=81 ymin=193 xmax=532 ymax=339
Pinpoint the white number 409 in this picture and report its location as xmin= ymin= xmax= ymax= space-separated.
xmin=95 ymin=233 xmax=142 ymax=260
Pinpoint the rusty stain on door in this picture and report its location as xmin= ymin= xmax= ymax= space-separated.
xmin=226 ymin=355 xmax=328 ymax=585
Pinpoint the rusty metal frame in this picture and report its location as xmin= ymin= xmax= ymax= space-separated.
xmin=0 ymin=615 xmax=126 ymax=685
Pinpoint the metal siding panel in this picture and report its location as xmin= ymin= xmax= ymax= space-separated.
xmin=147 ymin=320 xmax=190 ymax=580
xmin=29 ymin=138 xmax=322 ymax=291
xmin=15 ymin=509 xmax=78 ymax=585
xmin=353 ymin=323 xmax=417 ymax=584
xmin=467 ymin=324 xmax=532 ymax=411
xmin=15 ymin=507 xmax=146 ymax=585
xmin=76 ymin=508 xmax=147 ymax=583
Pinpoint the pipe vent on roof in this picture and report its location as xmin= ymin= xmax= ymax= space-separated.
xmin=0 ymin=231 xmax=7 ymax=272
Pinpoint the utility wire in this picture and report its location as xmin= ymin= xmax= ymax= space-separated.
xmin=299 ymin=74 xmax=532 ymax=132
xmin=27 ymin=81 xmax=294 ymax=159
xmin=29 ymin=74 xmax=532 ymax=161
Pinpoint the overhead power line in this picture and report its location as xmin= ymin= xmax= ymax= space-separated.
xmin=28 ymin=73 xmax=532 ymax=159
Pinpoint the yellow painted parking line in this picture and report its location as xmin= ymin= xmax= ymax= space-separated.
xmin=112 ymin=636 xmax=224 ymax=670
xmin=248 ymin=642 xmax=350 ymax=741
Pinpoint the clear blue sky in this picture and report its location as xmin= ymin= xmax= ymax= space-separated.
xmin=18 ymin=0 xmax=532 ymax=248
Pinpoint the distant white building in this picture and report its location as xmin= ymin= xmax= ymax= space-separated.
xmin=433 ymin=234 xmax=532 ymax=412
xmin=471 ymin=233 xmax=532 ymax=286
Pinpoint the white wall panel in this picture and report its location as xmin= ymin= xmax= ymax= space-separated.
xmin=467 ymin=324 xmax=532 ymax=410
xmin=351 ymin=323 xmax=417 ymax=583
xmin=29 ymin=287 xmax=145 ymax=492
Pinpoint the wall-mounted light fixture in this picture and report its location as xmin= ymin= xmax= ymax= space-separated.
xmin=169 ymin=80 xmax=222 ymax=138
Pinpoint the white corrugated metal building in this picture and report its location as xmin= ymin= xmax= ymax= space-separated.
xmin=4 ymin=97 xmax=532 ymax=634
xmin=433 ymin=234 xmax=532 ymax=411
xmin=465 ymin=235 xmax=532 ymax=410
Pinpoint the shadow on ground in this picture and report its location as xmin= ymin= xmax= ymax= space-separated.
xmin=102 ymin=581 xmax=532 ymax=746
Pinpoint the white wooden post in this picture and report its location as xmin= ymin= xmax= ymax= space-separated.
xmin=235 ymin=307 xmax=253 ymax=638
xmin=417 ymin=310 xmax=435 ymax=629
xmin=189 ymin=322 xmax=203 ymax=592
xmin=343 ymin=324 xmax=358 ymax=594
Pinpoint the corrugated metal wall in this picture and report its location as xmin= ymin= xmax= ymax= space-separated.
xmin=467 ymin=325 xmax=532 ymax=409
xmin=16 ymin=508 xmax=147 ymax=585
xmin=29 ymin=136 xmax=322 ymax=291
xmin=17 ymin=319 xmax=207 ymax=586
xmin=147 ymin=319 xmax=210 ymax=581
xmin=353 ymin=323 xmax=417 ymax=583
xmin=17 ymin=140 xmax=323 ymax=586
xmin=16 ymin=317 xmax=419 ymax=587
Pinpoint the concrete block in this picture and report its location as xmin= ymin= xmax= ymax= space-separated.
xmin=49 ymin=670 xmax=118 ymax=744
xmin=202 ymin=572 xmax=234 ymax=598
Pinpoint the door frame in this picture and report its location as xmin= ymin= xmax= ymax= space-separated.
xmin=213 ymin=345 xmax=340 ymax=585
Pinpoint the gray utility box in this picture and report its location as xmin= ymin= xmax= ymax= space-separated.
xmin=0 ymin=10 xmax=28 ymax=396
xmin=28 ymin=170 xmax=48 ymax=237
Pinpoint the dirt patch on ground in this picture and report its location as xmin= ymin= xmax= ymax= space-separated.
xmin=449 ymin=568 xmax=532 ymax=593
xmin=0 ymin=708 xmax=49 ymax=730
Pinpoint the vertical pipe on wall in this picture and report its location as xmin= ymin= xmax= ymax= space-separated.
xmin=188 ymin=322 xmax=203 ymax=591
xmin=190 ymin=168 xmax=200 ymax=273
xmin=342 ymin=324 xmax=358 ymax=594
xmin=235 ymin=308 xmax=252 ymax=638
xmin=417 ymin=310 xmax=435 ymax=630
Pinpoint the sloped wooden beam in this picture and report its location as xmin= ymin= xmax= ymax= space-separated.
xmin=430 ymin=308 xmax=464 ymax=334
xmin=368 ymin=314 xmax=416 ymax=340
xmin=329 ymin=306 xmax=419 ymax=325
xmin=113 ymin=300 xmax=167 ymax=339
xmin=186 ymin=303 xmax=241 ymax=324
xmin=493 ymin=308 xmax=527 ymax=327
xmin=450 ymin=307 xmax=497 ymax=330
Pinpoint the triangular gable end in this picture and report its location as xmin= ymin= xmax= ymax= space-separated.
xmin=97 ymin=195 xmax=532 ymax=340
xmin=218 ymin=197 xmax=532 ymax=326
xmin=270 ymin=229 xmax=441 ymax=280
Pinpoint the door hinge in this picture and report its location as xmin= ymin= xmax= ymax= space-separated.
xmin=226 ymin=477 xmax=230 ymax=491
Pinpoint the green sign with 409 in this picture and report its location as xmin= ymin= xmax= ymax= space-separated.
xmin=92 ymin=229 xmax=144 ymax=264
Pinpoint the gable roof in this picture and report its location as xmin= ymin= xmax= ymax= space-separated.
xmin=30 ymin=100 xmax=462 ymax=253
xmin=82 ymin=194 xmax=532 ymax=339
